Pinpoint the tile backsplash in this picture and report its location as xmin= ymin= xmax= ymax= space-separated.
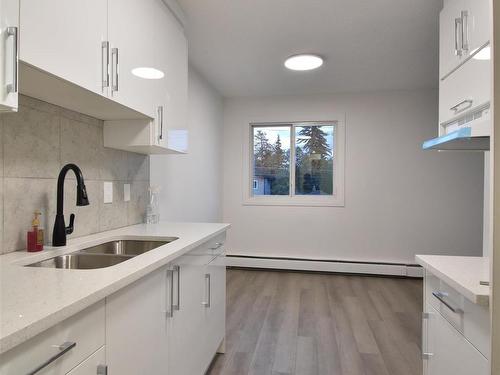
xmin=0 ymin=95 xmax=150 ymax=254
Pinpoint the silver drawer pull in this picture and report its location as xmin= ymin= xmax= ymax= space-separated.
xmin=422 ymin=353 xmax=434 ymax=360
xmin=210 ymin=242 xmax=223 ymax=250
xmin=26 ymin=341 xmax=76 ymax=375
xmin=432 ymin=291 xmax=464 ymax=314
xmin=450 ymin=99 xmax=473 ymax=114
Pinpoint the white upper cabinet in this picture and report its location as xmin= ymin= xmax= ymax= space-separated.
xmin=440 ymin=0 xmax=490 ymax=79
xmin=107 ymin=0 xmax=162 ymax=119
xmin=103 ymin=0 xmax=188 ymax=155
xmin=160 ymin=6 xmax=188 ymax=133
xmin=0 ymin=0 xmax=19 ymax=112
xmin=19 ymin=0 xmax=108 ymax=97
xmin=17 ymin=0 xmax=187 ymax=127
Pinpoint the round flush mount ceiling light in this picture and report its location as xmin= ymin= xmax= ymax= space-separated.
xmin=131 ymin=67 xmax=165 ymax=79
xmin=284 ymin=54 xmax=324 ymax=71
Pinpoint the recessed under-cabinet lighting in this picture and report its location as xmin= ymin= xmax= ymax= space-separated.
xmin=131 ymin=67 xmax=165 ymax=79
xmin=284 ymin=54 xmax=323 ymax=71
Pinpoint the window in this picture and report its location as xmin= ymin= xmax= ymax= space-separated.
xmin=245 ymin=121 xmax=345 ymax=206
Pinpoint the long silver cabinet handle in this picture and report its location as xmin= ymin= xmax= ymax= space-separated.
xmin=202 ymin=273 xmax=211 ymax=308
xmin=166 ymin=269 xmax=174 ymax=318
xmin=6 ymin=26 xmax=18 ymax=94
xmin=173 ymin=265 xmax=180 ymax=311
xmin=422 ymin=312 xmax=433 ymax=360
xmin=158 ymin=106 xmax=164 ymax=141
xmin=454 ymin=18 xmax=463 ymax=56
xmin=210 ymin=242 xmax=224 ymax=250
xmin=26 ymin=342 xmax=76 ymax=375
xmin=432 ymin=291 xmax=464 ymax=314
xmin=461 ymin=10 xmax=469 ymax=52
xmin=111 ymin=48 xmax=119 ymax=92
xmin=101 ymin=41 xmax=109 ymax=89
xmin=450 ymin=99 xmax=473 ymax=114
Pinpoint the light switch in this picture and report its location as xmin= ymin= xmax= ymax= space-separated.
xmin=124 ymin=184 xmax=131 ymax=202
xmin=103 ymin=182 xmax=113 ymax=204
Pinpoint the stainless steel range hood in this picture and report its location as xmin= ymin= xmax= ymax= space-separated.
xmin=422 ymin=127 xmax=489 ymax=151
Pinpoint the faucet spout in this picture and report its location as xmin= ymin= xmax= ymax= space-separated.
xmin=52 ymin=164 xmax=90 ymax=246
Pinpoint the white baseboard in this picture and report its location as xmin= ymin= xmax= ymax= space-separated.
xmin=225 ymin=256 xmax=423 ymax=278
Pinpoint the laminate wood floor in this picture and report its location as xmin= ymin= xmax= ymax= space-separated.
xmin=207 ymin=269 xmax=423 ymax=375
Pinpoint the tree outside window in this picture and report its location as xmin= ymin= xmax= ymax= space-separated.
xmin=251 ymin=123 xmax=335 ymax=197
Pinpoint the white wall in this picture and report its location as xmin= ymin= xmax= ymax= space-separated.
xmin=151 ymin=67 xmax=223 ymax=222
xmin=222 ymin=89 xmax=484 ymax=264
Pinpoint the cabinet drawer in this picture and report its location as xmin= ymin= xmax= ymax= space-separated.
xmin=425 ymin=271 xmax=490 ymax=358
xmin=186 ymin=232 xmax=226 ymax=260
xmin=439 ymin=46 xmax=491 ymax=126
xmin=0 ymin=301 xmax=105 ymax=375
xmin=425 ymin=303 xmax=489 ymax=375
xmin=439 ymin=45 xmax=491 ymax=126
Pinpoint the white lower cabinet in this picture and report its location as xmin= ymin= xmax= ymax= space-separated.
xmin=424 ymin=304 xmax=488 ymax=375
xmin=0 ymin=301 xmax=105 ymax=375
xmin=166 ymin=254 xmax=207 ymax=375
xmin=106 ymin=267 xmax=169 ymax=374
xmin=422 ymin=270 xmax=490 ymax=375
xmin=106 ymin=234 xmax=227 ymax=375
xmin=201 ymin=254 xmax=226 ymax=369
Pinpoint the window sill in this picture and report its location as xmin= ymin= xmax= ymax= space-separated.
xmin=243 ymin=196 xmax=345 ymax=207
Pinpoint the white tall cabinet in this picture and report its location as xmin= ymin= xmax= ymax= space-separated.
xmin=0 ymin=0 xmax=19 ymax=112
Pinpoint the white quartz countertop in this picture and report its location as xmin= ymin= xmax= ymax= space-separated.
xmin=0 ymin=222 xmax=230 ymax=354
xmin=415 ymin=255 xmax=490 ymax=306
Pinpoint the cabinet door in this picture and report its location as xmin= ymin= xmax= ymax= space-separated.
xmin=0 ymin=0 xmax=18 ymax=112
xmin=167 ymin=255 xmax=206 ymax=375
xmin=66 ymin=346 xmax=106 ymax=375
xmin=106 ymin=267 xmax=169 ymax=375
xmin=107 ymin=0 xmax=163 ymax=119
xmin=200 ymin=255 xmax=226 ymax=370
xmin=440 ymin=0 xmax=467 ymax=78
xmin=158 ymin=7 xmax=188 ymax=143
xmin=19 ymin=0 xmax=107 ymax=97
xmin=438 ymin=46 xmax=490 ymax=125
xmin=462 ymin=0 xmax=490 ymax=57
xmin=426 ymin=305 xmax=489 ymax=375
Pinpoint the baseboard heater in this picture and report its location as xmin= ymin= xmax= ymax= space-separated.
xmin=225 ymin=255 xmax=423 ymax=278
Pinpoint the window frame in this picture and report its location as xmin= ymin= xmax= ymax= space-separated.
xmin=243 ymin=120 xmax=345 ymax=207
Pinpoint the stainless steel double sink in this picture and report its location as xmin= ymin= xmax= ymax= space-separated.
xmin=25 ymin=239 xmax=178 ymax=270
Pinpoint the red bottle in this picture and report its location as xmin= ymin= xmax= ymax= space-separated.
xmin=27 ymin=211 xmax=44 ymax=252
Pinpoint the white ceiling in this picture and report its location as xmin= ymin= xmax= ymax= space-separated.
xmin=177 ymin=0 xmax=442 ymax=98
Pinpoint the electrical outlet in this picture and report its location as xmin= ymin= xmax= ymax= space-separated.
xmin=124 ymin=184 xmax=131 ymax=202
xmin=103 ymin=182 xmax=113 ymax=204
